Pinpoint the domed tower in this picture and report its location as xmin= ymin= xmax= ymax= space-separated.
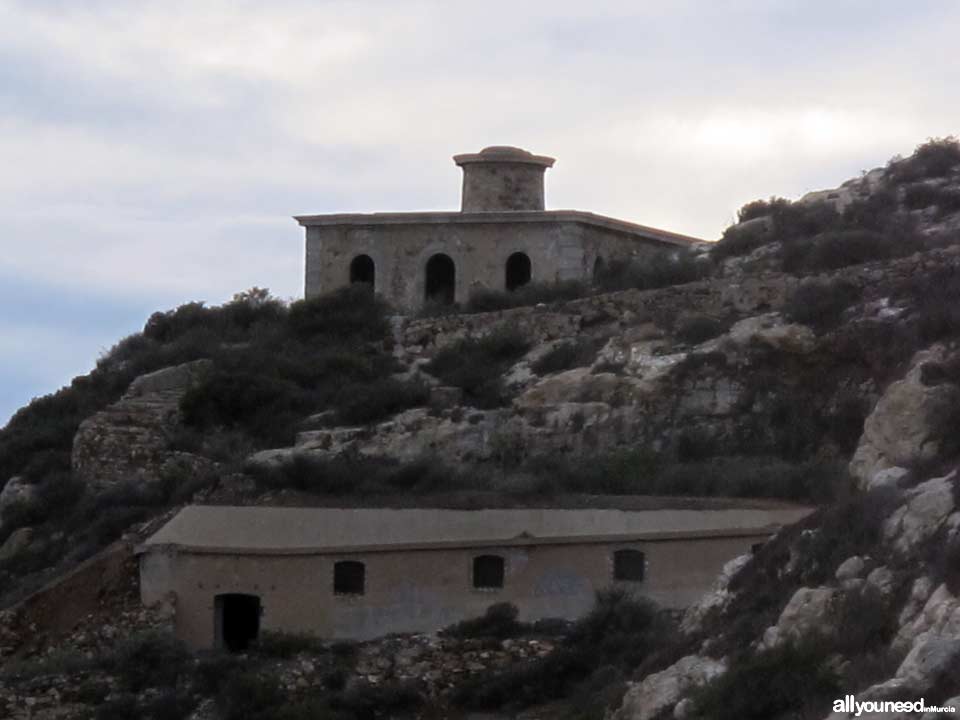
xmin=453 ymin=146 xmax=556 ymax=212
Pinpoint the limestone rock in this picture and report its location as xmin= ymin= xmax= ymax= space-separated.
xmin=895 ymin=637 xmax=960 ymax=692
xmin=835 ymin=556 xmax=869 ymax=583
xmin=850 ymin=347 xmax=960 ymax=485
xmin=681 ymin=553 xmax=750 ymax=634
xmin=612 ymin=655 xmax=726 ymax=720
xmin=760 ymin=586 xmax=838 ymax=650
xmin=894 ymin=583 xmax=960 ymax=654
xmin=0 ymin=527 xmax=34 ymax=563
xmin=865 ymin=565 xmax=896 ymax=596
xmin=883 ymin=473 xmax=956 ymax=555
xmin=867 ymin=466 xmax=911 ymax=492
xmin=125 ymin=359 xmax=212 ymax=397
xmin=0 ymin=476 xmax=35 ymax=522
xmin=727 ymin=313 xmax=817 ymax=354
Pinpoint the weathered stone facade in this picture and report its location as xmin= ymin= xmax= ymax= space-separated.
xmin=296 ymin=146 xmax=703 ymax=310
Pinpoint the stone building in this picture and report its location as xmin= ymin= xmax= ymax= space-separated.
xmin=295 ymin=146 xmax=703 ymax=310
xmin=137 ymin=505 xmax=809 ymax=649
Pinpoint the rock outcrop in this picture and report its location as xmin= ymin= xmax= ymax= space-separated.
xmin=612 ymin=655 xmax=727 ymax=720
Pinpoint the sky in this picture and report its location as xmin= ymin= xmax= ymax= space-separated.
xmin=1 ymin=0 xmax=958 ymax=428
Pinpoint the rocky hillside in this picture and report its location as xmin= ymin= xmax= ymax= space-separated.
xmin=2 ymin=137 xmax=960 ymax=719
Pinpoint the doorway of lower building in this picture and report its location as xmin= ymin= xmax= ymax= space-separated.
xmin=505 ymin=252 xmax=532 ymax=291
xmin=425 ymin=253 xmax=456 ymax=304
xmin=215 ymin=593 xmax=261 ymax=652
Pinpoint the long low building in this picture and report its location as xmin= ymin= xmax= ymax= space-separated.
xmin=137 ymin=504 xmax=811 ymax=650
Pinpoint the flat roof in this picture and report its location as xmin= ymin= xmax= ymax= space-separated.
xmin=137 ymin=505 xmax=811 ymax=556
xmin=292 ymin=209 xmax=704 ymax=247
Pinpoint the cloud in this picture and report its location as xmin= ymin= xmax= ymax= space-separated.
xmin=1 ymin=0 xmax=959 ymax=424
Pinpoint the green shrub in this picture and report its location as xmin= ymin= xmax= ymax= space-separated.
xmin=692 ymin=641 xmax=841 ymax=720
xmin=595 ymin=250 xmax=705 ymax=292
xmin=465 ymin=280 xmax=587 ymax=313
xmin=335 ymin=378 xmax=429 ymax=425
xmin=333 ymin=680 xmax=425 ymax=720
xmin=674 ymin=315 xmax=725 ymax=344
xmin=252 ymin=630 xmax=328 ymax=658
xmin=443 ymin=602 xmax=524 ymax=639
xmin=109 ymin=631 xmax=192 ymax=692
xmin=887 ymin=136 xmax=960 ymax=184
xmin=783 ymin=279 xmax=861 ymax=331
xmin=531 ymin=339 xmax=600 ymax=375
xmin=217 ymin=671 xmax=286 ymax=720
xmin=288 ymin=285 xmax=389 ymax=342
xmin=425 ymin=327 xmax=530 ymax=408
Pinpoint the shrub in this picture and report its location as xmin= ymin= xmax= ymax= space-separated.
xmin=783 ymin=279 xmax=861 ymax=331
xmin=674 ymin=314 xmax=725 ymax=344
xmin=692 ymin=641 xmax=841 ymax=720
xmin=217 ymin=671 xmax=286 ymax=720
xmin=711 ymin=220 xmax=771 ymax=261
xmin=887 ymin=136 xmax=960 ymax=184
xmin=288 ymin=285 xmax=389 ymax=342
xmin=252 ymin=630 xmax=327 ymax=659
xmin=737 ymin=196 xmax=792 ymax=223
xmin=424 ymin=327 xmax=530 ymax=407
xmin=109 ymin=631 xmax=192 ymax=692
xmin=595 ymin=250 xmax=705 ymax=292
xmin=443 ymin=602 xmax=524 ymax=639
xmin=531 ymin=338 xmax=599 ymax=375
xmin=335 ymin=378 xmax=429 ymax=425
xmin=334 ymin=680 xmax=425 ymax=720
xmin=465 ymin=280 xmax=587 ymax=313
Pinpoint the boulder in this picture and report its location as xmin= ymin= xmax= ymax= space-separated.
xmin=0 ymin=476 xmax=35 ymax=516
xmin=867 ymin=466 xmax=911 ymax=492
xmin=0 ymin=527 xmax=34 ymax=563
xmin=612 ymin=655 xmax=726 ymax=720
xmin=835 ymin=556 xmax=869 ymax=583
xmin=883 ymin=473 xmax=956 ymax=555
xmin=681 ymin=553 xmax=751 ymax=634
xmin=850 ymin=347 xmax=960 ymax=486
xmin=727 ymin=313 xmax=817 ymax=354
xmin=896 ymin=637 xmax=960 ymax=692
xmin=760 ymin=586 xmax=838 ymax=650
xmin=894 ymin=583 xmax=960 ymax=654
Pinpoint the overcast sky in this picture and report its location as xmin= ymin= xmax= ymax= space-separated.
xmin=1 ymin=0 xmax=958 ymax=427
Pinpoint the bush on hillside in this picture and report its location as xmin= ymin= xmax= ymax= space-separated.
xmin=424 ymin=327 xmax=530 ymax=408
xmin=531 ymin=338 xmax=600 ymax=375
xmin=783 ymin=279 xmax=861 ymax=331
xmin=442 ymin=603 xmax=524 ymax=640
xmin=465 ymin=281 xmax=587 ymax=313
xmin=887 ymin=136 xmax=960 ymax=184
xmin=287 ymin=285 xmax=390 ymax=343
xmin=737 ymin=196 xmax=792 ymax=224
xmin=674 ymin=314 xmax=725 ymax=345
xmin=594 ymin=249 xmax=705 ymax=292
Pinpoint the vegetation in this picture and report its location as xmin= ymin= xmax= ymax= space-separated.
xmin=593 ymin=249 xmax=707 ymax=292
xmin=531 ymin=337 xmax=601 ymax=375
xmin=452 ymin=590 xmax=674 ymax=715
xmin=424 ymin=326 xmax=531 ymax=407
xmin=465 ymin=280 xmax=587 ymax=313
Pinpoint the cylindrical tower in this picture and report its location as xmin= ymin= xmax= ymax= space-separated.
xmin=453 ymin=146 xmax=555 ymax=212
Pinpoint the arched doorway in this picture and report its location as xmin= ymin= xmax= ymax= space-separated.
xmin=349 ymin=254 xmax=375 ymax=287
xmin=425 ymin=253 xmax=456 ymax=304
xmin=505 ymin=252 xmax=532 ymax=291
xmin=215 ymin=593 xmax=261 ymax=652
xmin=592 ymin=256 xmax=606 ymax=284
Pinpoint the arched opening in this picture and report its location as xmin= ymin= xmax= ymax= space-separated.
xmin=592 ymin=256 xmax=606 ymax=284
xmin=613 ymin=549 xmax=646 ymax=582
xmin=349 ymin=254 xmax=375 ymax=288
xmin=425 ymin=253 xmax=456 ymax=305
xmin=215 ymin=593 xmax=261 ymax=652
xmin=334 ymin=560 xmax=366 ymax=595
xmin=505 ymin=252 xmax=532 ymax=291
xmin=473 ymin=554 xmax=505 ymax=589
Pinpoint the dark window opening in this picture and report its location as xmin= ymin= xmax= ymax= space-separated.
xmin=350 ymin=254 xmax=375 ymax=287
xmin=215 ymin=593 xmax=261 ymax=652
xmin=334 ymin=561 xmax=366 ymax=595
xmin=613 ymin=549 xmax=645 ymax=582
xmin=505 ymin=252 xmax=532 ymax=291
xmin=425 ymin=253 xmax=456 ymax=304
xmin=473 ymin=555 xmax=505 ymax=589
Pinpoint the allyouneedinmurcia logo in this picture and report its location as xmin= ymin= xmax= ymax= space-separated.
xmin=833 ymin=695 xmax=957 ymax=716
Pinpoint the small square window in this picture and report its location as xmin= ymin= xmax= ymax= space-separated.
xmin=473 ymin=555 xmax=505 ymax=589
xmin=334 ymin=561 xmax=365 ymax=595
xmin=613 ymin=549 xmax=645 ymax=582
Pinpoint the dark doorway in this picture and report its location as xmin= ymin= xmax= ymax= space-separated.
xmin=505 ymin=252 xmax=532 ymax=291
xmin=350 ymin=254 xmax=375 ymax=287
xmin=425 ymin=253 xmax=456 ymax=304
xmin=592 ymin=256 xmax=606 ymax=284
xmin=215 ymin=593 xmax=261 ymax=652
